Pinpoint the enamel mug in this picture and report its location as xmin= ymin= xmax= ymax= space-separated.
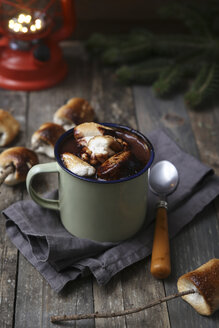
xmin=26 ymin=123 xmax=154 ymax=242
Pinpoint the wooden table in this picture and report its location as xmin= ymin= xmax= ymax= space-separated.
xmin=0 ymin=42 xmax=219 ymax=328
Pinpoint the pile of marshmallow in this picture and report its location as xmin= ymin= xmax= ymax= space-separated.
xmin=0 ymin=97 xmax=137 ymax=184
xmin=0 ymin=98 xmax=95 ymax=185
xmin=61 ymin=122 xmax=134 ymax=180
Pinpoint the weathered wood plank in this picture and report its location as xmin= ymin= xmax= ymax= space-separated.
xmin=188 ymin=104 xmax=219 ymax=176
xmin=0 ymin=91 xmax=27 ymax=328
xmin=93 ymin=277 xmax=126 ymax=328
xmin=14 ymin=44 xmax=95 ymax=328
xmin=15 ymin=259 xmax=94 ymax=328
xmin=134 ymin=86 xmax=219 ymax=327
xmin=121 ymin=260 xmax=170 ymax=328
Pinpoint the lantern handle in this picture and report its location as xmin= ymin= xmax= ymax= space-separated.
xmin=51 ymin=0 xmax=76 ymax=42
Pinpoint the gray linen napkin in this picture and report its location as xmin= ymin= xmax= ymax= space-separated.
xmin=3 ymin=129 xmax=219 ymax=293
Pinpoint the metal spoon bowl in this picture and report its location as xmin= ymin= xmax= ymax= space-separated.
xmin=149 ymin=160 xmax=179 ymax=198
xmin=149 ymin=160 xmax=179 ymax=279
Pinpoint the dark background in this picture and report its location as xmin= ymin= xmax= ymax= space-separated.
xmin=72 ymin=0 xmax=193 ymax=39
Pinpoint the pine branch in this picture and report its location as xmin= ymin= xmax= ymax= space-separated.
xmin=85 ymin=33 xmax=128 ymax=55
xmin=101 ymin=40 xmax=153 ymax=65
xmin=116 ymin=59 xmax=171 ymax=84
xmin=153 ymin=35 xmax=213 ymax=57
xmin=185 ymin=62 xmax=219 ymax=107
xmin=86 ymin=30 xmax=215 ymax=65
xmin=153 ymin=64 xmax=184 ymax=96
xmin=85 ymin=1 xmax=219 ymax=108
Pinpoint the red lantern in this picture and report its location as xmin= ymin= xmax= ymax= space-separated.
xmin=0 ymin=0 xmax=76 ymax=90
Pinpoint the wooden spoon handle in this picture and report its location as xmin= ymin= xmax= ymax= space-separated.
xmin=150 ymin=204 xmax=171 ymax=279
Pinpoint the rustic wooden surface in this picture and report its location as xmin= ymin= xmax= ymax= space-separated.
xmin=0 ymin=42 xmax=218 ymax=328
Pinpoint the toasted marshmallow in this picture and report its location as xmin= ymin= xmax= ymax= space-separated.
xmin=0 ymin=109 xmax=20 ymax=146
xmin=74 ymin=122 xmax=113 ymax=140
xmin=97 ymin=150 xmax=132 ymax=180
xmin=54 ymin=98 xmax=95 ymax=130
xmin=177 ymin=259 xmax=219 ymax=316
xmin=87 ymin=135 xmax=122 ymax=162
xmin=61 ymin=152 xmax=96 ymax=177
xmin=0 ymin=147 xmax=39 ymax=185
xmin=31 ymin=123 xmax=65 ymax=158
xmin=77 ymin=136 xmax=94 ymax=147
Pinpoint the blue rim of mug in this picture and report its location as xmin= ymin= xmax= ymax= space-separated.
xmin=54 ymin=123 xmax=155 ymax=184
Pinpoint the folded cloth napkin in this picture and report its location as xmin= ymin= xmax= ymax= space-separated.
xmin=3 ymin=129 xmax=219 ymax=293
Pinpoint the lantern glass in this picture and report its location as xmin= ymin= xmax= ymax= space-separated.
xmin=0 ymin=0 xmax=63 ymax=40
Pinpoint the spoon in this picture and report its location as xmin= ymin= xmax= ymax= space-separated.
xmin=149 ymin=160 xmax=179 ymax=279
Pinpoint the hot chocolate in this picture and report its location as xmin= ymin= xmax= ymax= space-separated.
xmin=27 ymin=122 xmax=154 ymax=241
xmin=57 ymin=122 xmax=152 ymax=181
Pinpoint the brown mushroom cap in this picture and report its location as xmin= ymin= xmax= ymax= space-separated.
xmin=0 ymin=147 xmax=39 ymax=185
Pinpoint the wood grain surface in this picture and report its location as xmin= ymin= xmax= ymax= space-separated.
xmin=0 ymin=42 xmax=218 ymax=328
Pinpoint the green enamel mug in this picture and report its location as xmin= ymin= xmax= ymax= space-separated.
xmin=26 ymin=123 xmax=154 ymax=242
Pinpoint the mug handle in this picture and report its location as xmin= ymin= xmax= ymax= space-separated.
xmin=26 ymin=162 xmax=59 ymax=211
